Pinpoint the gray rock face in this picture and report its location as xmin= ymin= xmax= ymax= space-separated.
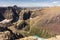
xmin=0 ymin=7 xmax=20 ymax=22
xmin=4 ymin=9 xmax=14 ymax=19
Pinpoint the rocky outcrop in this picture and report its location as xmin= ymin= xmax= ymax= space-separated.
xmin=0 ymin=6 xmax=31 ymax=40
xmin=0 ymin=7 xmax=22 ymax=40
xmin=0 ymin=31 xmax=10 ymax=40
xmin=19 ymin=9 xmax=31 ymax=20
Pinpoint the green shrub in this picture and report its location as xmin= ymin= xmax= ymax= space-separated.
xmin=25 ymin=25 xmax=30 ymax=31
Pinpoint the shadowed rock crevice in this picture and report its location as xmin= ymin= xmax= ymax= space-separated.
xmin=0 ymin=8 xmax=7 ymax=21
xmin=0 ymin=27 xmax=7 ymax=32
xmin=9 ymin=33 xmax=24 ymax=40
xmin=7 ymin=28 xmax=24 ymax=40
xmin=0 ymin=14 xmax=5 ymax=21
xmin=23 ymin=11 xmax=31 ymax=20
xmin=15 ymin=21 xmax=28 ymax=30
xmin=12 ymin=8 xmax=19 ymax=22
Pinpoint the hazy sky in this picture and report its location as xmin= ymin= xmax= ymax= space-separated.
xmin=0 ymin=0 xmax=60 ymax=7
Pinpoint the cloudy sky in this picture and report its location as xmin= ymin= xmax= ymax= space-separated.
xmin=0 ymin=0 xmax=60 ymax=7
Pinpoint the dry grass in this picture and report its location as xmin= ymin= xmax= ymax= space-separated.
xmin=30 ymin=7 xmax=60 ymax=35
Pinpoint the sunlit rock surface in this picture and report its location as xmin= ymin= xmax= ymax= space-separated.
xmin=0 ymin=19 xmax=12 ymax=24
xmin=0 ymin=31 xmax=10 ymax=40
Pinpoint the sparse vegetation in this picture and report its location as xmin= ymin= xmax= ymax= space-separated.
xmin=24 ymin=24 xmax=30 ymax=31
xmin=15 ymin=21 xmax=27 ymax=30
xmin=29 ymin=26 xmax=55 ymax=38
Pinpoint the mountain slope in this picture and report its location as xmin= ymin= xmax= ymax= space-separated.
xmin=30 ymin=7 xmax=60 ymax=35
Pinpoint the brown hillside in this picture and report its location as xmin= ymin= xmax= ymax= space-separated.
xmin=30 ymin=7 xmax=60 ymax=35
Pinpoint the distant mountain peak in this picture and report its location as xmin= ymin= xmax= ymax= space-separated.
xmin=13 ymin=5 xmax=18 ymax=7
